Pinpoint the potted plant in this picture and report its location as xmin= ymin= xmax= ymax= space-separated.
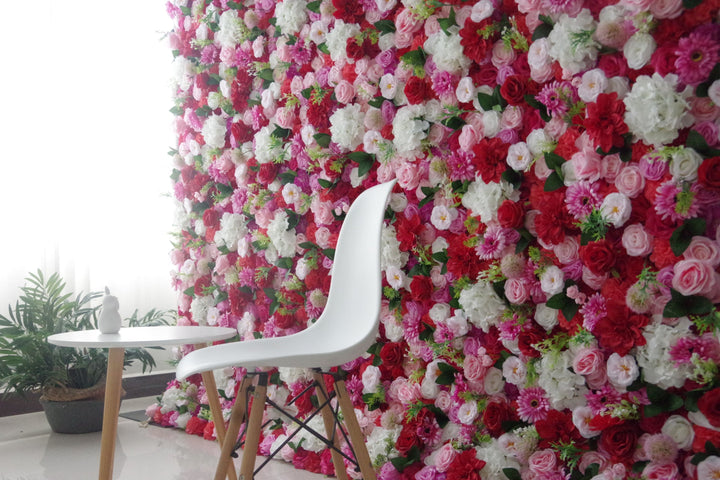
xmin=0 ymin=270 xmax=174 ymax=433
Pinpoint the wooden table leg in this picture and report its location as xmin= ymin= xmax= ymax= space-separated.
xmin=201 ymin=370 xmax=237 ymax=480
xmin=99 ymin=347 xmax=125 ymax=480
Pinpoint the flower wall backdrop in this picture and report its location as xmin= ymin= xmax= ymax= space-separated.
xmin=150 ymin=0 xmax=720 ymax=478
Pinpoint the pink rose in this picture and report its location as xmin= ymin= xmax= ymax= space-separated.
xmin=500 ymin=105 xmax=523 ymax=130
xmin=571 ymin=149 xmax=602 ymax=182
xmin=394 ymin=31 xmax=413 ymax=49
xmin=602 ymin=153 xmax=623 ymax=182
xmin=650 ymin=0 xmax=683 ymax=19
xmin=622 ymin=223 xmax=654 ymax=257
xmin=435 ymin=390 xmax=452 ymax=412
xmin=672 ymin=259 xmax=717 ymax=296
xmin=615 ymin=165 xmax=645 ymax=198
xmin=433 ymin=443 xmax=457 ymax=472
xmin=464 ymin=354 xmax=490 ymax=383
xmin=396 ymin=381 xmax=421 ymax=404
xmin=458 ymin=124 xmax=478 ymax=151
xmin=395 ymin=161 xmax=420 ymax=190
xmin=314 ymin=226 xmax=332 ymax=249
xmin=504 ymin=278 xmax=530 ymax=304
xmin=395 ymin=8 xmax=422 ymax=34
xmin=684 ymin=236 xmax=720 ymax=267
xmin=528 ymin=449 xmax=557 ymax=473
xmin=643 ymin=462 xmax=680 ymax=479
xmin=579 ymin=451 xmax=610 ymax=475
xmin=424 ymin=15 xmax=441 ymax=36
xmin=334 ymin=80 xmax=355 ymax=104
xmin=573 ymin=347 xmax=604 ymax=376
xmin=553 ymin=236 xmax=580 ymax=264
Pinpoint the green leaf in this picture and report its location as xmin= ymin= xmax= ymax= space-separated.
xmin=546 ymin=292 xmax=568 ymax=310
xmin=687 ymin=129 xmax=720 ymax=157
xmin=432 ymin=251 xmax=448 ymax=264
xmin=685 ymin=389 xmax=705 ymax=412
xmin=438 ymin=8 xmax=456 ymax=36
xmin=670 ymin=217 xmax=707 ymax=256
xmin=347 ymin=152 xmax=375 ymax=177
xmin=318 ymin=178 xmax=334 ymax=189
xmin=502 ymin=168 xmax=522 ymax=189
xmin=285 ymin=209 xmax=299 ymax=229
xmin=314 ymin=133 xmax=331 ymax=148
xmin=562 ymin=302 xmax=580 ymax=323
xmin=524 ymin=94 xmax=551 ymax=121
xmin=306 ymin=0 xmax=321 ymax=12
xmin=271 ymin=125 xmax=291 ymax=139
xmin=531 ymin=21 xmax=553 ymax=41
xmin=401 ymin=48 xmax=427 ymax=67
xmin=544 ymin=171 xmax=565 ymax=191
xmin=322 ymin=248 xmax=335 ymax=260
xmin=368 ymin=96 xmax=385 ymax=108
xmin=442 ymin=116 xmax=465 ymax=131
xmin=683 ymin=0 xmax=703 ymax=8
xmin=317 ymin=43 xmax=330 ymax=55
xmin=503 ymin=468 xmax=522 ymax=480
xmin=477 ymin=91 xmax=497 ymax=111
xmin=257 ymin=68 xmax=274 ymax=82
xmin=374 ymin=19 xmax=396 ymax=34
xmin=544 ymin=152 xmax=565 ymax=170
xmin=276 ymin=257 xmax=293 ymax=270
xmin=663 ymin=288 xmax=713 ymax=318
xmin=278 ymin=170 xmax=297 ymax=184
xmin=515 ymin=228 xmax=533 ymax=254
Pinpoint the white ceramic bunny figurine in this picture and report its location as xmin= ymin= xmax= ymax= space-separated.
xmin=98 ymin=287 xmax=122 ymax=334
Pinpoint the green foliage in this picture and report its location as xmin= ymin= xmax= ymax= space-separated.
xmin=0 ymin=270 xmax=174 ymax=398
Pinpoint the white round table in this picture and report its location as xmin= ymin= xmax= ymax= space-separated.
xmin=48 ymin=326 xmax=237 ymax=480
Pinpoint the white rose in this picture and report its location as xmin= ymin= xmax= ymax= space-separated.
xmin=430 ymin=205 xmax=456 ymax=230
xmin=429 ymin=303 xmax=451 ymax=323
xmin=457 ymin=401 xmax=478 ymax=425
xmin=456 ymin=76 xmax=476 ymax=103
xmin=534 ymin=303 xmax=559 ymax=331
xmin=540 ymin=266 xmax=565 ymax=296
xmin=502 ymin=356 xmax=526 ymax=385
xmin=471 ymin=0 xmax=494 ymax=22
xmin=507 ymin=142 xmax=532 ymax=172
xmin=623 ymin=32 xmax=656 ymax=70
xmin=606 ymin=353 xmax=639 ymax=389
xmin=669 ymin=147 xmax=702 ymax=181
xmin=578 ymin=68 xmax=607 ymax=103
xmin=662 ymin=415 xmax=694 ymax=450
xmin=484 ymin=367 xmax=504 ymax=395
xmin=362 ymin=365 xmax=382 ymax=394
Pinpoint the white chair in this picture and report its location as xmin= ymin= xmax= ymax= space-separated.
xmin=176 ymin=180 xmax=396 ymax=480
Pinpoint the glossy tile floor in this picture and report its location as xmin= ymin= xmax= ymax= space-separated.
xmin=0 ymin=396 xmax=327 ymax=480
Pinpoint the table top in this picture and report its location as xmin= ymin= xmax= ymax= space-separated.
xmin=47 ymin=325 xmax=237 ymax=348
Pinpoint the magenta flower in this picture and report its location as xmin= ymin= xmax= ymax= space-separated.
xmin=674 ymin=30 xmax=720 ymax=86
xmin=517 ymin=387 xmax=550 ymax=422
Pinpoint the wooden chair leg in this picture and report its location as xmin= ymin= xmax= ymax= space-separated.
xmin=201 ymin=370 xmax=237 ymax=480
xmin=312 ymin=372 xmax=349 ymax=480
xmin=335 ymin=378 xmax=376 ymax=480
xmin=213 ymin=375 xmax=252 ymax=480
xmin=240 ymin=373 xmax=268 ymax=480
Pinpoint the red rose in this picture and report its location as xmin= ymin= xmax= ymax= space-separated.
xmin=380 ymin=342 xmax=405 ymax=367
xmin=579 ymin=240 xmax=616 ymax=275
xmin=698 ymin=388 xmax=720 ymax=428
xmin=499 ymin=75 xmax=527 ymax=106
xmin=257 ymin=162 xmax=279 ymax=185
xmin=693 ymin=424 xmax=720 ymax=453
xmin=483 ymin=400 xmax=517 ymax=438
xmin=404 ymin=76 xmax=431 ymax=105
xmin=396 ymin=424 xmax=420 ymax=454
xmin=345 ymin=37 xmax=364 ymax=61
xmin=497 ymin=199 xmax=524 ymax=229
xmin=518 ymin=323 xmax=546 ymax=358
xmin=446 ymin=449 xmax=486 ymax=480
xmin=599 ymin=423 xmax=639 ymax=463
xmin=698 ymin=157 xmax=720 ymax=189
xmin=470 ymin=62 xmax=498 ymax=88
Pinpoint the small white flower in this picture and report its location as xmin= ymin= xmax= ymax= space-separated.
xmin=662 ymin=415 xmax=695 ymax=450
xmin=457 ymin=401 xmax=478 ymax=425
xmin=606 ymin=353 xmax=639 ymax=389
xmin=502 ymin=356 xmax=527 ymax=385
xmin=540 ymin=266 xmax=565 ymax=296
xmin=506 ymin=142 xmax=533 ymax=172
xmin=459 ymin=281 xmax=506 ymax=332
xmin=375 ymin=0 xmax=397 ymax=13
xmin=456 ymin=77 xmax=476 ymax=103
xmin=379 ymin=73 xmax=398 ymax=99
xmin=424 ymin=31 xmax=471 ymax=75
xmin=393 ymin=104 xmax=429 ymax=153
xmin=281 ymin=183 xmax=301 ymax=206
xmin=308 ymin=20 xmax=329 ymax=44
xmin=430 ymin=205 xmax=456 ymax=230
xmin=600 ymin=192 xmax=632 ymax=228
xmin=362 ymin=365 xmax=382 ymax=394
xmin=578 ymin=68 xmax=608 ymax=103
xmin=385 ymin=265 xmax=406 ymax=290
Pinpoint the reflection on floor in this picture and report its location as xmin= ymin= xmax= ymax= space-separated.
xmin=0 ymin=396 xmax=328 ymax=480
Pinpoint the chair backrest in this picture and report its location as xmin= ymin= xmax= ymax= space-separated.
xmin=306 ymin=180 xmax=395 ymax=364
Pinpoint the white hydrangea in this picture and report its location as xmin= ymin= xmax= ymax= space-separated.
xmin=461 ymin=178 xmax=515 ymax=224
xmin=477 ymin=440 xmax=522 ymax=480
xmin=393 ymin=104 xmax=429 ymax=153
xmin=537 ymin=351 xmax=588 ymax=410
xmin=267 ymin=211 xmax=297 ymax=258
xmin=329 ymin=103 xmax=365 ymax=151
xmin=325 ymin=20 xmax=361 ymax=64
xmin=254 ymin=125 xmax=286 ymax=164
xmin=288 ymin=416 xmax=328 ymax=452
xmin=190 ymin=295 xmax=215 ymax=326
xmin=548 ymin=9 xmax=600 ymax=77
xmin=424 ymin=31 xmax=471 ymax=75
xmin=273 ymin=0 xmax=307 ymax=35
xmin=216 ymin=9 xmax=245 ymax=48
xmin=214 ymin=213 xmax=248 ymax=251
xmin=366 ymin=425 xmax=402 ymax=466
xmin=624 ymin=73 xmax=694 ymax=146
xmin=636 ymin=318 xmax=695 ymax=389
xmin=278 ymin=367 xmax=314 ymax=385
xmin=458 ymin=280 xmax=506 ymax=331
xmin=202 ymin=114 xmax=227 ymax=149
xmin=381 ymin=224 xmax=408 ymax=271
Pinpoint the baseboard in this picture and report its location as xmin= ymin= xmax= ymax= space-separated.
xmin=0 ymin=372 xmax=175 ymax=417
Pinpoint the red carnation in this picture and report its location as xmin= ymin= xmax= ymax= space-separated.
xmin=185 ymin=416 xmax=208 ymax=436
xmin=460 ymin=19 xmax=498 ymax=64
xmin=345 ymin=37 xmax=364 ymax=61
xmin=396 ymin=424 xmax=420 ymax=454
xmin=585 ymin=92 xmax=628 ymax=153
xmin=404 ymin=76 xmax=431 ymax=105
xmin=472 ymin=137 xmax=510 ymax=183
xmin=446 ymin=449 xmax=486 ymax=480
xmin=594 ymin=301 xmax=649 ymax=356
xmin=409 ymin=275 xmax=434 ymax=303
xmin=535 ymin=409 xmax=583 ymax=449
xmin=331 ymin=0 xmax=364 ymax=23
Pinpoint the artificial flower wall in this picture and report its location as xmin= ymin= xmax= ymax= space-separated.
xmin=150 ymin=0 xmax=720 ymax=478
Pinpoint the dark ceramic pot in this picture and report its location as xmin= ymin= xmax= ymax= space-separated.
xmin=40 ymin=397 xmax=106 ymax=434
